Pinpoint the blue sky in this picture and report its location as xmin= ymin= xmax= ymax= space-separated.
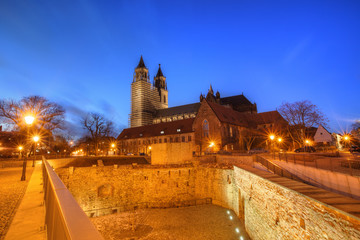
xmin=0 ymin=0 xmax=359 ymax=136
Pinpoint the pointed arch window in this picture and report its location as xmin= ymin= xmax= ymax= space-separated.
xmin=164 ymin=95 xmax=166 ymax=103
xmin=203 ymin=119 xmax=209 ymax=138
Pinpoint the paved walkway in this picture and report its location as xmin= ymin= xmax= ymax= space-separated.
xmin=0 ymin=164 xmax=33 ymax=240
xmin=5 ymin=161 xmax=46 ymax=240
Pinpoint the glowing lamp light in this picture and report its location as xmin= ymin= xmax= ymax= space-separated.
xmin=111 ymin=143 xmax=116 ymax=148
xmin=344 ymin=135 xmax=350 ymax=141
xmin=227 ymin=210 xmax=230 ymax=215
xmin=18 ymin=146 xmax=23 ymax=150
xmin=209 ymin=142 xmax=215 ymax=147
xmin=149 ymin=146 xmax=152 ymax=150
xmin=24 ymin=115 xmax=35 ymax=125
xmin=269 ymin=135 xmax=275 ymax=140
xmin=33 ymin=136 xmax=40 ymax=142
xmin=235 ymin=228 xmax=240 ymax=233
xmin=278 ymin=138 xmax=282 ymax=143
xmin=230 ymin=216 xmax=233 ymax=220
xmin=305 ymin=139 xmax=310 ymax=144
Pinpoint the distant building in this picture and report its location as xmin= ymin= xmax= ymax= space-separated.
xmin=314 ymin=124 xmax=335 ymax=145
xmin=119 ymin=56 xmax=288 ymax=164
xmin=129 ymin=56 xmax=257 ymax=128
xmin=119 ymin=57 xmax=288 ymax=164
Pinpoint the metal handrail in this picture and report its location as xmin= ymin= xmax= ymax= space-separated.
xmin=255 ymin=155 xmax=303 ymax=182
xmin=42 ymin=157 xmax=104 ymax=240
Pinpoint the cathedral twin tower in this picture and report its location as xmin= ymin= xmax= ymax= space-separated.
xmin=130 ymin=56 xmax=168 ymax=128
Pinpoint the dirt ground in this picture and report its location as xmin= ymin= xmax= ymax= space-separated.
xmin=0 ymin=165 xmax=34 ymax=240
xmin=91 ymin=204 xmax=250 ymax=240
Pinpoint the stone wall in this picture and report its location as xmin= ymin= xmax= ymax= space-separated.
xmin=56 ymin=165 xmax=197 ymax=215
xmin=216 ymin=155 xmax=254 ymax=167
xmin=151 ymin=141 xmax=195 ymax=165
xmin=194 ymin=166 xmax=238 ymax=213
xmin=56 ymin=163 xmax=360 ymax=239
xmin=233 ymin=166 xmax=360 ymax=240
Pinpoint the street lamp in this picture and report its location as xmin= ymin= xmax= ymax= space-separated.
xmin=111 ymin=143 xmax=116 ymax=155
xmin=32 ymin=135 xmax=40 ymax=167
xmin=343 ymin=135 xmax=350 ymax=149
xmin=269 ymin=134 xmax=276 ymax=159
xmin=18 ymin=146 xmax=23 ymax=159
xmin=25 ymin=115 xmax=35 ymax=125
xmin=21 ymin=115 xmax=35 ymax=181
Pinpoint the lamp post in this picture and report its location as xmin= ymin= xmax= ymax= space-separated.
xmin=18 ymin=146 xmax=23 ymax=159
xmin=21 ymin=115 xmax=35 ymax=181
xmin=269 ymin=134 xmax=275 ymax=159
xmin=343 ymin=135 xmax=350 ymax=150
xmin=33 ymin=135 xmax=39 ymax=167
xmin=111 ymin=143 xmax=116 ymax=155
xmin=305 ymin=139 xmax=310 ymax=150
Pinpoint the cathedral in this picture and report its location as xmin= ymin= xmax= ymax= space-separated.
xmin=119 ymin=56 xmax=287 ymax=164
xmin=130 ymin=56 xmax=258 ymax=128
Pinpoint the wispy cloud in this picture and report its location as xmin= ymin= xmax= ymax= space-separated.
xmin=283 ymin=38 xmax=311 ymax=64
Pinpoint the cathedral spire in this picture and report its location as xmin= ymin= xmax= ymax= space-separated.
xmin=209 ymin=84 xmax=214 ymax=95
xmin=156 ymin=64 xmax=164 ymax=77
xmin=154 ymin=63 xmax=167 ymax=90
xmin=136 ymin=55 xmax=146 ymax=69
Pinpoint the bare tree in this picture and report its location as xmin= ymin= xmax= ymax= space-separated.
xmin=243 ymin=129 xmax=257 ymax=152
xmin=82 ymin=113 xmax=114 ymax=156
xmin=0 ymin=96 xmax=65 ymax=133
xmin=278 ymin=100 xmax=328 ymax=148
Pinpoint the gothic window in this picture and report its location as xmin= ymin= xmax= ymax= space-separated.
xmin=164 ymin=95 xmax=166 ymax=103
xmin=229 ymin=126 xmax=233 ymax=137
xmin=203 ymin=119 xmax=209 ymax=138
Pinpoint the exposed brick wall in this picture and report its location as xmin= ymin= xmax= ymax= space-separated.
xmin=193 ymin=100 xmax=246 ymax=152
xmin=193 ymin=101 xmax=222 ymax=152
